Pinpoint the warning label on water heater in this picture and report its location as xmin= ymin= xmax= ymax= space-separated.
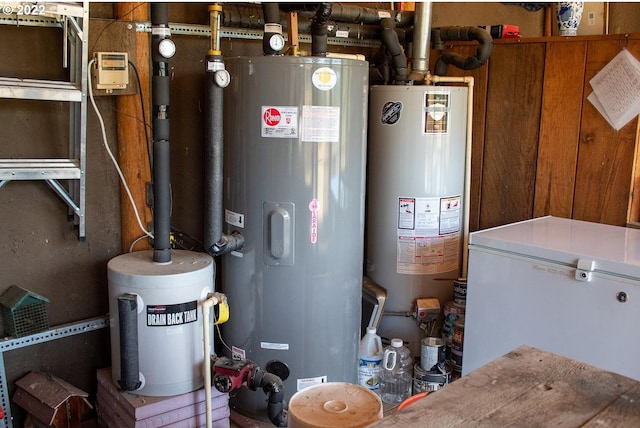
xmin=147 ymin=301 xmax=198 ymax=327
xmin=424 ymin=91 xmax=450 ymax=135
xmin=261 ymin=106 xmax=298 ymax=138
xmin=397 ymin=195 xmax=461 ymax=274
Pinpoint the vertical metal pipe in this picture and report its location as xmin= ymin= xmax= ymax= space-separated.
xmin=412 ymin=1 xmax=432 ymax=74
xmin=117 ymin=293 xmax=141 ymax=391
xmin=151 ymin=2 xmax=172 ymax=263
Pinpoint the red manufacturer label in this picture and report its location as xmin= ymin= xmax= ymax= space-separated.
xmin=263 ymin=108 xmax=281 ymax=126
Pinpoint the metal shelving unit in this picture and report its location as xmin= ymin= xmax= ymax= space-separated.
xmin=0 ymin=2 xmax=89 ymax=239
xmin=0 ymin=315 xmax=109 ymax=427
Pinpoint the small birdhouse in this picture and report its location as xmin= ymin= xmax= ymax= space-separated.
xmin=0 ymin=285 xmax=49 ymax=337
xmin=13 ymin=372 xmax=92 ymax=428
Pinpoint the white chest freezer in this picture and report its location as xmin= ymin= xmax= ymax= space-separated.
xmin=463 ymin=216 xmax=640 ymax=380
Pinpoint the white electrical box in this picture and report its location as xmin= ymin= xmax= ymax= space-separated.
xmin=95 ymin=52 xmax=129 ymax=90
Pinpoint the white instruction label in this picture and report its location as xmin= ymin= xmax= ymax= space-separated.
xmin=232 ymin=346 xmax=246 ymax=361
xmin=261 ymin=106 xmax=298 ymax=138
xmin=261 ymin=342 xmax=289 ymax=351
xmin=225 ymin=209 xmax=244 ymax=228
xmin=297 ymin=376 xmax=328 ymax=392
xmin=302 ymin=105 xmax=340 ymax=142
xmin=397 ymin=195 xmax=461 ymax=274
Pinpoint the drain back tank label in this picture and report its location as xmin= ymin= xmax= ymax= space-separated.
xmin=147 ymin=301 xmax=198 ymax=326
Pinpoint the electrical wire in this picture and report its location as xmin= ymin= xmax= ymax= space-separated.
xmin=215 ymin=321 xmax=233 ymax=353
xmin=128 ymin=60 xmax=153 ymax=172
xmin=88 ymin=58 xmax=154 ymax=240
xmin=89 ymin=3 xmax=146 ymax=54
xmin=128 ymin=234 xmax=149 ymax=253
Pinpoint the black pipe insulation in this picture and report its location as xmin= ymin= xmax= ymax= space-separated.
xmin=280 ymin=3 xmax=402 ymax=25
xmin=262 ymin=3 xmax=282 ymax=55
xmin=380 ymin=17 xmax=407 ymax=84
xmin=250 ymin=369 xmax=288 ymax=427
xmin=203 ymin=57 xmax=245 ymax=256
xmin=432 ymin=26 xmax=493 ymax=76
xmin=151 ymin=2 xmax=172 ymax=263
xmin=311 ymin=3 xmax=332 ymax=56
xmin=203 ymin=57 xmax=224 ymax=255
xmin=117 ymin=294 xmax=141 ymax=391
xmin=222 ymin=4 xmax=400 ymax=43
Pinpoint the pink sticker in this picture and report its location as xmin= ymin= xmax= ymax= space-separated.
xmin=309 ymin=199 xmax=319 ymax=244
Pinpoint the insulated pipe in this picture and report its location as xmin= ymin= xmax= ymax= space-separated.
xmin=280 ymin=3 xmax=400 ymax=25
xmin=411 ymin=1 xmax=433 ymax=75
xmin=428 ymin=75 xmax=475 ymax=279
xmin=203 ymin=293 xmax=224 ymax=428
xmin=204 ymin=7 xmax=245 ymax=257
xmin=151 ymin=3 xmax=172 ymax=263
xmin=380 ymin=17 xmax=407 ymax=84
xmin=262 ymin=3 xmax=282 ymax=55
xmin=311 ymin=3 xmax=332 ymax=56
xmin=117 ymin=293 xmax=141 ymax=391
xmin=204 ymin=63 xmax=225 ymax=255
xmin=432 ymin=26 xmax=493 ymax=75
xmin=250 ymin=369 xmax=288 ymax=427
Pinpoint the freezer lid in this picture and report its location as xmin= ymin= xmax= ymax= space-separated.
xmin=469 ymin=216 xmax=640 ymax=279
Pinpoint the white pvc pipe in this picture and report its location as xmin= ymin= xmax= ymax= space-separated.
xmin=202 ymin=293 xmax=222 ymax=428
xmin=428 ymin=75 xmax=475 ymax=280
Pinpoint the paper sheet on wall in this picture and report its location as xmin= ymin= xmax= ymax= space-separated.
xmin=588 ymin=49 xmax=640 ymax=131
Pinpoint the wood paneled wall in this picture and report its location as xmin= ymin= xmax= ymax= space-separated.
xmin=432 ymin=34 xmax=640 ymax=232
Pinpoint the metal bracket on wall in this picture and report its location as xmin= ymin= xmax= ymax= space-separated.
xmin=135 ymin=22 xmax=382 ymax=48
xmin=0 ymin=315 xmax=109 ymax=428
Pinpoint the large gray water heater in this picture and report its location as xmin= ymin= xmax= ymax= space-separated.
xmin=221 ymin=56 xmax=368 ymax=417
xmin=367 ymin=85 xmax=468 ymax=355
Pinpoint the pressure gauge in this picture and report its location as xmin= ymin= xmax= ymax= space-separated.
xmin=268 ymin=34 xmax=285 ymax=52
xmin=214 ymin=69 xmax=230 ymax=88
xmin=158 ymin=38 xmax=176 ymax=59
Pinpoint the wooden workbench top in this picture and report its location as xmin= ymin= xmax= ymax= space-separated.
xmin=370 ymin=345 xmax=640 ymax=427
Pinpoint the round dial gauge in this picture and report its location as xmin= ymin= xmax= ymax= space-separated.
xmin=214 ymin=69 xmax=231 ymax=88
xmin=269 ymin=34 xmax=285 ymax=52
xmin=158 ymin=38 xmax=176 ymax=59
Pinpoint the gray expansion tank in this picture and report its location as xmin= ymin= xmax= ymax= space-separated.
xmin=220 ymin=55 xmax=368 ymax=417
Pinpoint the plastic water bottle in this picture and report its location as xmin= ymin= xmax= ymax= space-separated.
xmin=379 ymin=338 xmax=413 ymax=404
xmin=358 ymin=327 xmax=383 ymax=392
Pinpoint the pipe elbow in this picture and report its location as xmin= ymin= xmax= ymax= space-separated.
xmin=259 ymin=372 xmax=288 ymax=427
xmin=433 ymin=26 xmax=493 ymax=75
xmin=379 ymin=17 xmax=407 ymax=84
